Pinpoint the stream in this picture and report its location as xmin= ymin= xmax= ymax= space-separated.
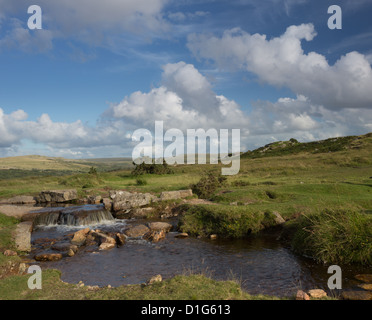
xmin=29 ymin=204 xmax=371 ymax=298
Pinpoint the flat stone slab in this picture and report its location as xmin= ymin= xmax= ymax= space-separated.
xmin=0 ymin=205 xmax=44 ymax=219
xmin=14 ymin=221 xmax=33 ymax=252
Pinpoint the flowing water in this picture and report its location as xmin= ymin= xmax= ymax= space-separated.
xmin=30 ymin=205 xmax=371 ymax=297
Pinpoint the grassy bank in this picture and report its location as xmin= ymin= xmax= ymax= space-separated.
xmin=285 ymin=207 xmax=372 ymax=265
xmin=178 ymin=204 xmax=279 ymax=238
xmin=0 ymin=269 xmax=281 ymax=300
xmin=0 ymin=213 xmax=20 ymax=269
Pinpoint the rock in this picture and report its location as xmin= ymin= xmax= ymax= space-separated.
xmin=52 ymin=242 xmax=78 ymax=253
xmin=147 ymin=274 xmax=162 ymax=285
xmin=18 ymin=263 xmax=28 ymax=274
xmin=116 ymin=233 xmax=126 ymax=246
xmin=102 ymin=198 xmax=112 ymax=211
xmin=130 ymin=207 xmax=155 ymax=219
xmin=175 ymin=233 xmax=189 ymax=239
xmin=36 ymin=189 xmax=78 ymax=203
xmin=34 ymin=252 xmax=63 ymax=261
xmin=14 ymin=221 xmax=33 ymax=252
xmin=355 ymin=274 xmax=372 ymax=283
xmin=99 ymin=242 xmax=115 ymax=250
xmin=341 ymin=290 xmax=372 ymax=300
xmin=358 ymin=284 xmax=372 ymax=291
xmin=123 ymin=224 xmax=149 ymax=238
xmin=272 ymin=211 xmax=285 ymax=224
xmin=90 ymin=231 xmax=116 ymax=246
xmin=308 ymin=289 xmax=327 ymax=299
xmin=0 ymin=195 xmax=36 ymax=205
xmin=160 ymin=189 xmax=193 ymax=201
xmin=87 ymin=195 xmax=102 ymax=204
xmin=71 ymin=228 xmax=90 ymax=246
xmin=296 ymin=290 xmax=310 ymax=300
xmin=147 ymin=222 xmax=173 ymax=233
xmin=143 ymin=230 xmax=166 ymax=243
xmin=66 ymin=249 xmax=76 ymax=257
xmin=3 ymin=250 xmax=18 ymax=256
xmin=110 ymin=191 xmax=157 ymax=212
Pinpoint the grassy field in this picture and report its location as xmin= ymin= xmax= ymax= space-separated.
xmin=0 ymin=132 xmax=371 ymax=299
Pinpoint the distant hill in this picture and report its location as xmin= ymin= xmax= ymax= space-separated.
xmin=242 ymin=132 xmax=372 ymax=159
xmin=0 ymin=155 xmax=134 ymax=179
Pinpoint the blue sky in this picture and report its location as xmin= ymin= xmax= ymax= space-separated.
xmin=0 ymin=0 xmax=371 ymax=158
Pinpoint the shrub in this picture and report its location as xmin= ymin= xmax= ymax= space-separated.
xmin=131 ymin=161 xmax=174 ymax=176
xmin=191 ymin=172 xmax=226 ymax=199
xmin=135 ymin=177 xmax=148 ymax=186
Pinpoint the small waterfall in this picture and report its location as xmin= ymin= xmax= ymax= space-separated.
xmin=33 ymin=205 xmax=115 ymax=227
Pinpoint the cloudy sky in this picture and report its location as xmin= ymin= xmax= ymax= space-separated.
xmin=0 ymin=0 xmax=371 ymax=158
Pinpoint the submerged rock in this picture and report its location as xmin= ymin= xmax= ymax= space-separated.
xmin=123 ymin=224 xmax=149 ymax=238
xmin=34 ymin=252 xmax=63 ymax=262
xmin=341 ymin=290 xmax=372 ymax=300
xmin=71 ymin=228 xmax=90 ymax=246
xmin=99 ymin=242 xmax=115 ymax=250
xmin=143 ymin=230 xmax=166 ymax=243
xmin=355 ymin=274 xmax=372 ymax=283
xmin=175 ymin=233 xmax=189 ymax=239
xmin=147 ymin=222 xmax=173 ymax=233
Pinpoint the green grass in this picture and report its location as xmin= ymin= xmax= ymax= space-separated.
xmin=288 ymin=207 xmax=372 ymax=265
xmin=0 ymin=213 xmax=20 ymax=268
xmin=0 ymin=269 xmax=281 ymax=300
xmin=178 ymin=204 xmax=277 ymax=238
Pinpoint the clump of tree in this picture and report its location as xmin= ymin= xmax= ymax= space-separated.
xmin=131 ymin=161 xmax=174 ymax=176
xmin=191 ymin=171 xmax=227 ymax=199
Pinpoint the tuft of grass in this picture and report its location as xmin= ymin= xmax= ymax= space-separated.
xmin=178 ymin=204 xmax=275 ymax=238
xmin=289 ymin=207 xmax=372 ymax=265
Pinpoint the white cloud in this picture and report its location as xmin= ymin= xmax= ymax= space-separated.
xmin=0 ymin=62 xmax=371 ymax=157
xmin=187 ymin=24 xmax=372 ymax=110
xmin=0 ymin=0 xmax=170 ymax=52
xmin=107 ymin=61 xmax=248 ymax=131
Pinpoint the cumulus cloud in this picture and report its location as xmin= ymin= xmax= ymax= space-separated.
xmin=187 ymin=24 xmax=372 ymax=110
xmin=107 ymin=61 xmax=248 ymax=131
xmin=0 ymin=61 xmax=371 ymax=157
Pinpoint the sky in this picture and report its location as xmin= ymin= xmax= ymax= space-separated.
xmin=0 ymin=0 xmax=371 ymax=159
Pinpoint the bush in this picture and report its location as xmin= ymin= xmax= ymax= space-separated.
xmin=290 ymin=208 xmax=372 ymax=265
xmin=131 ymin=161 xmax=174 ymax=176
xmin=135 ymin=177 xmax=148 ymax=186
xmin=191 ymin=172 xmax=227 ymax=199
